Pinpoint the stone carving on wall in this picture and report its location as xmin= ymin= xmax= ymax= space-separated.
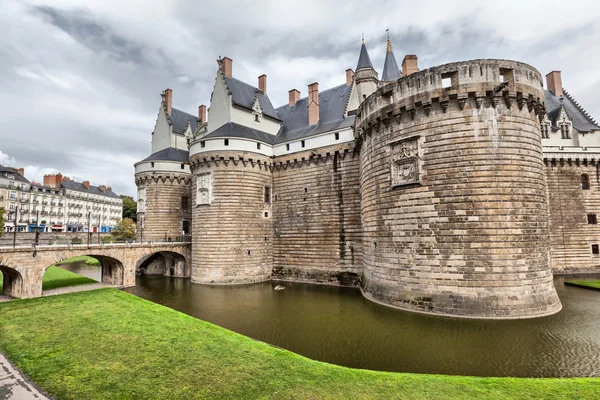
xmin=390 ymin=136 xmax=420 ymax=187
xmin=196 ymin=172 xmax=212 ymax=205
xmin=137 ymin=187 xmax=146 ymax=213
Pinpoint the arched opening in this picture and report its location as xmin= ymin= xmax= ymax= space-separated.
xmin=136 ymin=251 xmax=187 ymax=277
xmin=42 ymin=255 xmax=125 ymax=293
xmin=0 ymin=265 xmax=23 ymax=298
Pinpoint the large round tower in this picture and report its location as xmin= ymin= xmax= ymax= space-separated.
xmin=355 ymin=59 xmax=561 ymax=319
xmin=188 ymin=144 xmax=273 ymax=284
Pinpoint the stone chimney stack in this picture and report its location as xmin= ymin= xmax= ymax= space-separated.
xmin=163 ymin=88 xmax=172 ymax=115
xmin=43 ymin=173 xmax=63 ymax=189
xmin=258 ymin=74 xmax=267 ymax=94
xmin=308 ymin=82 xmax=319 ymax=125
xmin=83 ymin=181 xmax=90 ymax=189
xmin=107 ymin=186 xmax=112 ymax=192
xmin=198 ymin=105 xmax=207 ymax=124
xmin=99 ymin=185 xmax=106 ymax=192
xmin=546 ymin=71 xmax=563 ymax=97
xmin=346 ymin=69 xmax=354 ymax=87
xmin=401 ymin=55 xmax=419 ymax=77
xmin=220 ymin=57 xmax=232 ymax=78
xmin=289 ymin=89 xmax=300 ymax=107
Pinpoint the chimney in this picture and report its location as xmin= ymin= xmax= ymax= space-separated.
xmin=163 ymin=88 xmax=172 ymax=115
xmin=308 ymin=82 xmax=319 ymax=125
xmin=83 ymin=181 xmax=90 ymax=189
xmin=198 ymin=105 xmax=207 ymax=124
xmin=401 ymin=55 xmax=419 ymax=77
xmin=220 ymin=57 xmax=232 ymax=78
xmin=258 ymin=74 xmax=267 ymax=94
xmin=43 ymin=173 xmax=63 ymax=189
xmin=546 ymin=71 xmax=563 ymax=97
xmin=16 ymin=168 xmax=24 ymax=177
xmin=107 ymin=187 xmax=112 ymax=192
xmin=346 ymin=69 xmax=354 ymax=86
xmin=99 ymin=185 xmax=106 ymax=192
xmin=289 ymin=89 xmax=300 ymax=107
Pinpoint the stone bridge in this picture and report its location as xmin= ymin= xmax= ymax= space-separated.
xmin=0 ymin=242 xmax=191 ymax=299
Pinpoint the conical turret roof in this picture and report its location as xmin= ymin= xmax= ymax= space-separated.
xmin=356 ymin=40 xmax=374 ymax=71
xmin=382 ymin=36 xmax=401 ymax=81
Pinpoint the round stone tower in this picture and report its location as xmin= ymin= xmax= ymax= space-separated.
xmin=355 ymin=59 xmax=561 ymax=319
xmin=188 ymin=146 xmax=273 ymax=285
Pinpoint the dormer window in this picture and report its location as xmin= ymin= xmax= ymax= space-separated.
xmin=255 ymin=114 xmax=260 ymax=122
xmin=560 ymin=123 xmax=571 ymax=139
xmin=541 ymin=114 xmax=551 ymax=139
xmin=557 ymin=106 xmax=572 ymax=139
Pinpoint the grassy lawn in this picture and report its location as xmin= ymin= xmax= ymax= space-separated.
xmin=566 ymin=281 xmax=600 ymax=290
xmin=0 ymin=289 xmax=598 ymax=400
xmin=0 ymin=266 xmax=97 ymax=291
xmin=55 ymin=255 xmax=100 ymax=266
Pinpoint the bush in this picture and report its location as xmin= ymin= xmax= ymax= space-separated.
xmin=102 ymin=236 xmax=114 ymax=244
xmin=71 ymin=237 xmax=83 ymax=245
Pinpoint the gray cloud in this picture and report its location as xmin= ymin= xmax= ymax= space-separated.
xmin=1 ymin=0 xmax=598 ymax=197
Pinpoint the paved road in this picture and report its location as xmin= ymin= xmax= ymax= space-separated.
xmin=0 ymin=352 xmax=50 ymax=400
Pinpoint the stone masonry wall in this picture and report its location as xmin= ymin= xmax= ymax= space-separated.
xmin=546 ymin=162 xmax=600 ymax=274
xmin=135 ymin=173 xmax=191 ymax=242
xmin=189 ymin=151 xmax=273 ymax=284
xmin=356 ymin=59 xmax=561 ymax=318
xmin=271 ymin=142 xmax=362 ymax=286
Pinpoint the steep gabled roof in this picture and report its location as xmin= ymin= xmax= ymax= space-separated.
xmin=224 ymin=76 xmax=280 ymax=121
xmin=0 ymin=167 xmax=29 ymax=184
xmin=140 ymin=147 xmax=189 ymax=163
xmin=356 ymin=42 xmax=374 ymax=71
xmin=169 ymin=108 xmax=198 ymax=135
xmin=204 ymin=122 xmax=276 ymax=144
xmin=544 ymin=90 xmax=600 ymax=132
xmin=274 ymin=84 xmax=354 ymax=144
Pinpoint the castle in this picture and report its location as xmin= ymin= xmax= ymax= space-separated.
xmin=134 ymin=36 xmax=600 ymax=319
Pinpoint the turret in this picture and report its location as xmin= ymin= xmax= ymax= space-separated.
xmin=355 ymin=36 xmax=378 ymax=102
xmin=381 ymin=31 xmax=401 ymax=82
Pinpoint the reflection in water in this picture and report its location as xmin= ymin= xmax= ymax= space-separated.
xmin=59 ymin=261 xmax=102 ymax=282
xmin=58 ymin=260 xmax=600 ymax=378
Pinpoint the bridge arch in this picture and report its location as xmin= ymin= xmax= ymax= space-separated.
xmin=48 ymin=255 xmax=125 ymax=287
xmin=0 ymin=265 xmax=23 ymax=298
xmin=136 ymin=251 xmax=188 ymax=277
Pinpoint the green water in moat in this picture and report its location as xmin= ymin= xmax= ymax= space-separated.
xmin=61 ymin=263 xmax=600 ymax=378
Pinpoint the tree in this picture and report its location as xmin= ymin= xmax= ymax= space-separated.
xmin=112 ymin=218 xmax=136 ymax=240
xmin=120 ymin=195 xmax=137 ymax=222
xmin=0 ymin=207 xmax=4 ymax=237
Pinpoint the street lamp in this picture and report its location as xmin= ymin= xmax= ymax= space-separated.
xmin=12 ymin=208 xmax=19 ymax=248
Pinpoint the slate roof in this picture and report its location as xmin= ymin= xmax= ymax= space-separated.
xmin=224 ymin=76 xmax=280 ymax=121
xmin=61 ymin=179 xmax=120 ymax=198
xmin=274 ymin=84 xmax=354 ymax=144
xmin=544 ymin=90 xmax=599 ymax=132
xmin=140 ymin=147 xmax=189 ymax=163
xmin=356 ymin=43 xmax=374 ymax=71
xmin=0 ymin=167 xmax=30 ymax=184
xmin=170 ymin=108 xmax=198 ymax=135
xmin=204 ymin=122 xmax=276 ymax=144
xmin=382 ymin=49 xmax=401 ymax=81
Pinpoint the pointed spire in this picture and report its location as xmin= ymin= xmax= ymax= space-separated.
xmin=356 ymin=36 xmax=374 ymax=71
xmin=382 ymin=30 xmax=401 ymax=82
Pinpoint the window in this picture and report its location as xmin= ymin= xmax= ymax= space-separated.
xmin=592 ymin=244 xmax=599 ymax=255
xmin=181 ymin=163 xmax=185 ymax=170
xmin=257 ymin=143 xmax=261 ymax=150
xmin=264 ymin=186 xmax=271 ymax=205
xmin=286 ymin=144 xmax=290 ymax=151
xmin=201 ymin=141 xmax=206 ymax=148
xmin=442 ymin=77 xmax=452 ymax=88
xmin=541 ymin=124 xmax=550 ymax=139
xmin=335 ymin=132 xmax=339 ymax=140
xmin=301 ymin=140 xmax=305 ymax=148
xmin=560 ymin=123 xmax=571 ymax=139
xmin=182 ymin=220 xmax=190 ymax=234
xmin=582 ymin=174 xmax=590 ymax=190
xmin=274 ymin=194 xmax=278 ymax=201
xmin=151 ymin=162 xmax=154 ymax=168
xmin=255 ymin=114 xmax=259 ymax=122
xmin=224 ymin=139 xmax=229 ymax=146
xmin=588 ymin=214 xmax=597 ymax=224
xmin=181 ymin=196 xmax=189 ymax=210
xmin=264 ymin=211 xmax=269 ymax=218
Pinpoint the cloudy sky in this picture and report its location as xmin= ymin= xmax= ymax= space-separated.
xmin=1 ymin=0 xmax=599 ymax=197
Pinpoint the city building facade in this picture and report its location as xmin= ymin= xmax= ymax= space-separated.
xmin=0 ymin=167 xmax=30 ymax=232
xmin=135 ymin=36 xmax=600 ymax=319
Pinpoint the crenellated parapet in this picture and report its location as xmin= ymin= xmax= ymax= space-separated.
xmin=356 ymin=59 xmax=546 ymax=143
xmin=272 ymin=142 xmax=358 ymax=171
xmin=189 ymin=151 xmax=273 ymax=172
xmin=135 ymin=172 xmax=192 ymax=186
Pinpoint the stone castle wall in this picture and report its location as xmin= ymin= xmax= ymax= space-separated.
xmin=355 ymin=59 xmax=561 ymax=318
xmin=189 ymin=151 xmax=273 ymax=284
xmin=135 ymin=173 xmax=191 ymax=241
xmin=546 ymin=162 xmax=600 ymax=274
xmin=271 ymin=142 xmax=362 ymax=286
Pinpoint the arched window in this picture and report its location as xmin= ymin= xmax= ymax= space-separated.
xmin=581 ymin=174 xmax=590 ymax=190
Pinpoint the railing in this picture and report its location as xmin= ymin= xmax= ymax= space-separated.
xmin=0 ymin=233 xmax=192 ymax=248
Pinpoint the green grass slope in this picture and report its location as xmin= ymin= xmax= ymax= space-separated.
xmin=0 ymin=289 xmax=598 ymax=400
xmin=0 ymin=265 xmax=96 ymax=291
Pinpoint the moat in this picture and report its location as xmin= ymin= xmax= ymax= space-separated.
xmin=65 ymin=262 xmax=600 ymax=378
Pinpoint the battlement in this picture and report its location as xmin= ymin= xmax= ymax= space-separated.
xmin=356 ymin=59 xmax=546 ymax=136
